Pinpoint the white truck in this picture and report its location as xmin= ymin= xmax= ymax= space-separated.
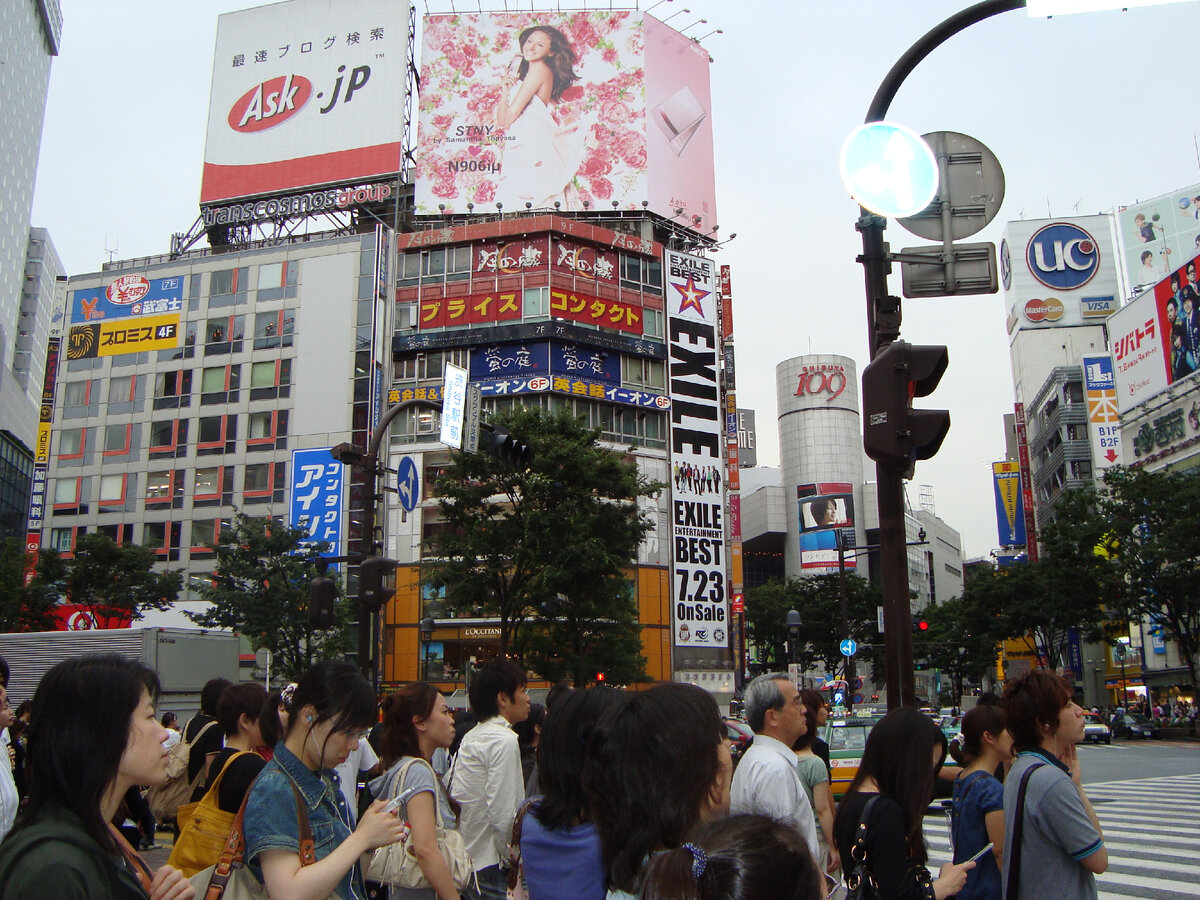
xmin=0 ymin=627 xmax=242 ymax=717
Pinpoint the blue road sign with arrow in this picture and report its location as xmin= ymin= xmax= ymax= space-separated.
xmin=397 ymin=456 xmax=419 ymax=512
xmin=840 ymin=638 xmax=858 ymax=657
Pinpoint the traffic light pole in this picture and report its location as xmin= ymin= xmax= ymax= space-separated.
xmin=858 ymin=0 xmax=1023 ymax=710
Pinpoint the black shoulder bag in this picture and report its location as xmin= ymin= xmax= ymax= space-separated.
xmin=845 ymin=795 xmax=882 ymax=900
xmin=1004 ymin=763 xmax=1045 ymax=900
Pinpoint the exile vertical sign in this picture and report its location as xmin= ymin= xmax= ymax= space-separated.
xmin=666 ymin=249 xmax=726 ymax=649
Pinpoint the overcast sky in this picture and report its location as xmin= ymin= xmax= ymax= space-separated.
xmin=30 ymin=0 xmax=1200 ymax=560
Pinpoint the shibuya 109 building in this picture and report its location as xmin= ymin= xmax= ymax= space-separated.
xmin=37 ymin=1 xmax=748 ymax=696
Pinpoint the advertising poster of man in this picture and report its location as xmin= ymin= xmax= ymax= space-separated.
xmin=415 ymin=12 xmax=717 ymax=230
xmin=1154 ymin=251 xmax=1200 ymax=385
xmin=797 ymin=483 xmax=856 ymax=571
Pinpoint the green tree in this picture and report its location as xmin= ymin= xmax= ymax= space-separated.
xmin=186 ymin=512 xmax=352 ymax=679
xmin=1045 ymin=466 xmax=1200 ymax=691
xmin=958 ymin=557 xmax=1108 ymax=671
xmin=920 ymin=596 xmax=999 ymax=705
xmin=0 ymin=538 xmax=57 ymax=632
xmin=423 ymin=407 xmax=660 ymax=671
xmin=30 ymin=533 xmax=182 ymax=628
xmin=744 ymin=574 xmax=882 ymax=680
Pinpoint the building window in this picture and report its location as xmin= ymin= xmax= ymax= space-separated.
xmin=154 ymin=369 xmax=192 ymax=409
xmin=209 ymin=266 xmax=248 ymax=302
xmin=50 ymin=528 xmax=74 ymax=552
xmin=243 ymin=461 xmax=286 ymax=504
xmin=620 ymin=254 xmax=662 ymax=292
xmin=193 ymin=465 xmax=234 ymax=507
xmin=197 ymin=415 xmax=237 ymax=455
xmin=257 ymin=260 xmax=298 ymax=301
xmin=247 ymin=410 xmax=289 ymax=449
xmin=204 ymin=315 xmax=245 ymax=355
xmin=53 ymin=477 xmax=80 ymax=506
xmin=397 ymin=252 xmax=422 ymax=287
xmin=58 ymin=428 xmax=85 ymax=458
xmin=62 ymin=380 xmax=89 ymax=407
xmin=253 ymin=310 xmax=294 ymax=350
xmin=98 ymin=473 xmax=126 ymax=504
xmin=149 ymin=419 xmax=188 ymax=459
xmin=249 ymin=359 xmax=292 ymax=400
xmin=523 ymin=287 xmax=548 ymax=319
xmin=108 ymin=375 xmax=134 ymax=403
xmin=200 ymin=364 xmax=241 ymax=404
xmin=642 ymin=308 xmax=663 ymax=339
xmin=103 ymin=423 xmax=131 ymax=455
xmin=145 ymin=469 xmax=181 ymax=506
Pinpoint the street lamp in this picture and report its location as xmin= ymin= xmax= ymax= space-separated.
xmin=419 ymin=616 xmax=435 ymax=681
xmin=786 ymin=609 xmax=801 ymax=668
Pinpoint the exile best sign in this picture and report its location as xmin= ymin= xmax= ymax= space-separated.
xmin=667 ymin=249 xmax=726 ymax=649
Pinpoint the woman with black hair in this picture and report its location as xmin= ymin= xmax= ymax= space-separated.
xmin=833 ymin=707 xmax=974 ymax=900
xmin=639 ymin=814 xmax=823 ymax=900
xmin=947 ymin=705 xmax=1012 ymax=900
xmin=519 ymin=687 xmax=622 ymax=900
xmin=494 ymin=24 xmax=585 ymax=209
xmin=514 ymin=701 xmax=546 ymax=795
xmin=241 ymin=661 xmax=407 ymax=900
xmin=583 ymin=682 xmax=732 ymax=900
xmin=371 ymin=681 xmax=461 ymax=900
xmin=0 ymin=654 xmax=194 ymax=900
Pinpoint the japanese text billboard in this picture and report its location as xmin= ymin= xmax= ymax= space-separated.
xmin=1081 ymin=354 xmax=1122 ymax=470
xmin=797 ymin=483 xmax=856 ymax=571
xmin=666 ymin=249 xmax=725 ymax=649
xmin=415 ymin=12 xmax=716 ymax=233
xmin=70 ymin=276 xmax=184 ymax=324
xmin=66 ymin=315 xmax=181 ymax=359
xmin=290 ymin=449 xmax=344 ymax=556
xmin=201 ymin=0 xmax=406 ymax=204
xmin=992 ymin=462 xmax=1026 ymax=549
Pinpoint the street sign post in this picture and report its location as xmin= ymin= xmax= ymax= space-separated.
xmin=396 ymin=456 xmax=419 ymax=513
xmin=439 ymin=364 xmax=468 ymax=449
xmin=840 ymin=122 xmax=939 ymax=219
xmin=840 ymin=638 xmax=858 ymax=657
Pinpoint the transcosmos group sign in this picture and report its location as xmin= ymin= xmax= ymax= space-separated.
xmin=666 ymin=249 xmax=726 ymax=650
xmin=415 ymin=12 xmax=716 ymax=233
xmin=201 ymin=0 xmax=405 ymax=204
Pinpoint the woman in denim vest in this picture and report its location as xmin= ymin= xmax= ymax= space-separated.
xmin=243 ymin=661 xmax=407 ymax=900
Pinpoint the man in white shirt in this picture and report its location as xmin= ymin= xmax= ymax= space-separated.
xmin=449 ymin=658 xmax=530 ymax=900
xmin=0 ymin=686 xmax=18 ymax=840
xmin=730 ymin=672 xmax=821 ymax=862
xmin=334 ymin=732 xmax=379 ymax=826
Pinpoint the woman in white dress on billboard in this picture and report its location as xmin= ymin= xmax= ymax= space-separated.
xmin=495 ymin=26 xmax=586 ymax=210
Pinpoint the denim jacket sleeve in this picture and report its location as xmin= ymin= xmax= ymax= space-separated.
xmin=243 ymin=765 xmax=301 ymax=871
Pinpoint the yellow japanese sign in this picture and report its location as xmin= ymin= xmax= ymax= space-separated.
xmin=67 ymin=314 xmax=181 ymax=359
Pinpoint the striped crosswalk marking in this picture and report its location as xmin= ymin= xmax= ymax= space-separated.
xmin=924 ymin=773 xmax=1200 ymax=900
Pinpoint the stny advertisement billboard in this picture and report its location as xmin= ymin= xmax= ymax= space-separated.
xmin=415 ymin=12 xmax=716 ymax=233
xmin=1116 ymin=181 xmax=1200 ymax=292
xmin=666 ymin=249 xmax=726 ymax=650
xmin=201 ymin=0 xmax=406 ymax=204
xmin=992 ymin=462 xmax=1026 ymax=549
xmin=796 ymin=483 xmax=856 ymax=571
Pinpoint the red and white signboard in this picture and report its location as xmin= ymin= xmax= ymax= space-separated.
xmin=201 ymin=0 xmax=406 ymax=204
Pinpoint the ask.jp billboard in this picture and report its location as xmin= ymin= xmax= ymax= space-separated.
xmin=666 ymin=249 xmax=725 ymax=650
xmin=415 ymin=12 xmax=716 ymax=233
xmin=201 ymin=0 xmax=406 ymax=204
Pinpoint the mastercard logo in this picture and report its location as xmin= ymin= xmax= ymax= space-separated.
xmin=1024 ymin=297 xmax=1064 ymax=323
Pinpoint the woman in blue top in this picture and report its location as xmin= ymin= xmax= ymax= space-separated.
xmin=519 ymin=687 xmax=621 ymax=900
xmin=242 ymin=661 xmax=407 ymax=900
xmin=948 ymin=705 xmax=1012 ymax=900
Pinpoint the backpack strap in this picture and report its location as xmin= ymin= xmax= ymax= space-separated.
xmin=1005 ymin=763 xmax=1045 ymax=900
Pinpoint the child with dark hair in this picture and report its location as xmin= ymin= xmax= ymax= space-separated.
xmin=833 ymin=707 xmax=974 ymax=899
xmin=1000 ymin=670 xmax=1106 ymax=900
xmin=241 ymin=661 xmax=406 ymax=900
xmin=948 ymin=705 xmax=1012 ymax=900
xmin=639 ymin=814 xmax=823 ymax=900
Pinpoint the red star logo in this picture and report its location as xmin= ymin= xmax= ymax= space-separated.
xmin=673 ymin=276 xmax=710 ymax=316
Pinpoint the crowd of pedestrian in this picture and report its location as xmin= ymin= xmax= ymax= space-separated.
xmin=0 ymin=653 xmax=1123 ymax=900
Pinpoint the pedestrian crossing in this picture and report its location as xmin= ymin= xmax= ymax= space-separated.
xmin=924 ymin=773 xmax=1200 ymax=900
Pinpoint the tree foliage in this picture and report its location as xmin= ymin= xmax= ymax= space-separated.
xmin=0 ymin=538 xmax=57 ymax=632
xmin=186 ymin=512 xmax=352 ymax=679
xmin=1044 ymin=466 xmax=1200 ymax=690
xmin=24 ymin=533 xmax=182 ymax=629
xmin=919 ymin=596 xmax=1001 ymax=705
xmin=744 ymin=574 xmax=883 ymax=680
xmin=423 ymin=407 xmax=660 ymax=679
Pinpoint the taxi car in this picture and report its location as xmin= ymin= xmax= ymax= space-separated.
xmin=823 ymin=712 xmax=884 ymax=799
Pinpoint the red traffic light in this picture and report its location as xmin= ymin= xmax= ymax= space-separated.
xmin=918 ymin=620 xmax=929 ymax=631
xmin=596 ymin=672 xmax=605 ymax=682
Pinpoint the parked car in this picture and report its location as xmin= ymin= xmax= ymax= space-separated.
xmin=724 ymin=717 xmax=754 ymax=762
xmin=1081 ymin=713 xmax=1112 ymax=744
xmin=1111 ymin=712 xmax=1159 ymax=740
xmin=823 ymin=713 xmax=884 ymax=799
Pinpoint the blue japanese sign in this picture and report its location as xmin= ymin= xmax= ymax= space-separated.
xmin=70 ymin=275 xmax=185 ymax=324
xmin=551 ymin=342 xmax=619 ymax=384
xmin=471 ymin=342 xmax=551 ymax=381
xmin=289 ymin=449 xmax=344 ymax=556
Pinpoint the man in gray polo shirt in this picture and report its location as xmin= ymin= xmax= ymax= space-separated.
xmin=730 ymin=672 xmax=820 ymax=862
xmin=1002 ymin=670 xmax=1107 ymax=900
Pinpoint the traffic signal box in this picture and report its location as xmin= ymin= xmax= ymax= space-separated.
xmin=478 ymin=424 xmax=531 ymax=469
xmin=307 ymin=575 xmax=338 ymax=629
xmin=862 ymin=340 xmax=951 ymax=476
xmin=359 ymin=556 xmax=399 ymax=612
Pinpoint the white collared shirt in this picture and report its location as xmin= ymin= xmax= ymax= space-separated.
xmin=730 ymin=733 xmax=820 ymax=860
xmin=449 ymin=715 xmax=524 ymax=870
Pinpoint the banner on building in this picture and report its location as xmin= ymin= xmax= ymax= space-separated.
xmin=992 ymin=461 xmax=1026 ymax=549
xmin=797 ymin=483 xmax=856 ymax=571
xmin=289 ymin=449 xmax=345 ymax=556
xmin=66 ymin=314 xmax=181 ymax=359
xmin=201 ymin=0 xmax=406 ymax=203
xmin=1116 ymin=181 xmax=1200 ymax=293
xmin=1013 ymin=403 xmax=1038 ymax=562
xmin=415 ymin=12 xmax=716 ymax=233
xmin=70 ymin=276 xmax=185 ymax=324
xmin=666 ymin=249 xmax=725 ymax=649
xmin=1081 ymin=354 xmax=1122 ymax=470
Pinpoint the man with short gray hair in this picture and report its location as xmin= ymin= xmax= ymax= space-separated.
xmin=730 ymin=673 xmax=820 ymax=861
